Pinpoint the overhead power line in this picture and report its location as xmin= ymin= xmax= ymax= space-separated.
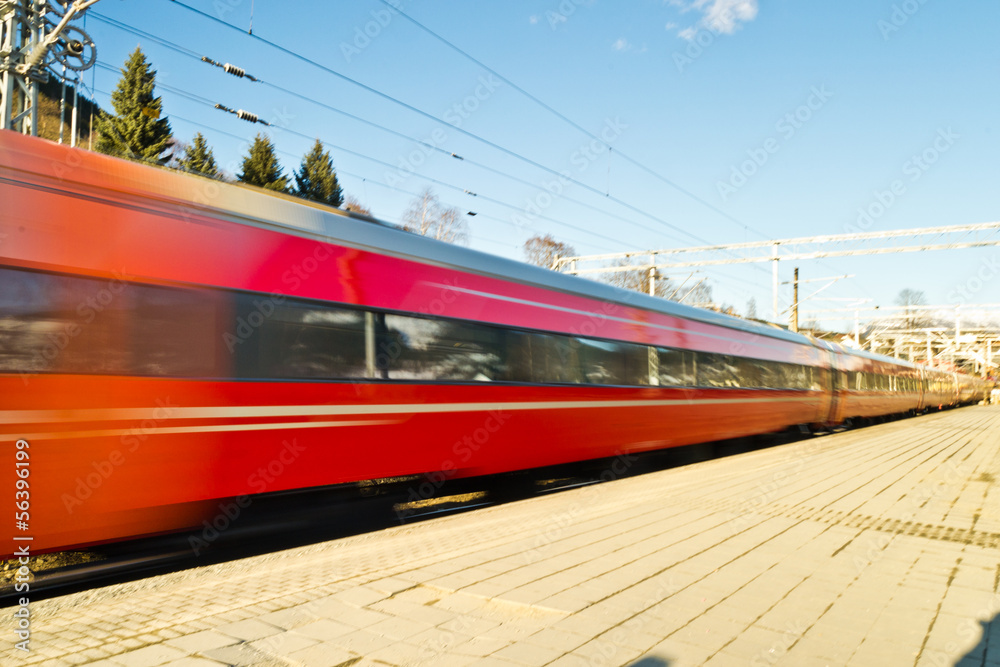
xmin=165 ymin=0 xmax=714 ymax=247
xmin=371 ymin=1 xmax=867 ymax=295
xmin=376 ymin=0 xmax=773 ymax=243
xmin=88 ymin=8 xmax=767 ymax=300
xmin=89 ymin=11 xmax=702 ymax=246
xmin=127 ymin=82 xmax=630 ymax=249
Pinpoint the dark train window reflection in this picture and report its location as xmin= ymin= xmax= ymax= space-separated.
xmin=245 ymin=296 xmax=366 ymax=380
xmin=383 ymin=314 xmax=504 ymax=381
xmin=3 ymin=265 xmax=904 ymax=394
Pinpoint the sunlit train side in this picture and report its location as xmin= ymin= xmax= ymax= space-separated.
xmin=0 ymin=132 xmax=989 ymax=558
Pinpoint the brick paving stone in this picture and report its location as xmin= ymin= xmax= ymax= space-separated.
xmin=253 ymin=606 xmax=319 ymax=631
xmin=366 ymin=615 xmax=432 ymax=641
xmin=283 ymin=641 xmax=358 ymax=667
xmin=452 ymin=635 xmax=513 ymax=657
xmin=492 ymin=639 xmax=567 ymax=665
xmin=409 ymin=626 xmax=475 ymax=657
xmin=212 ymin=618 xmax=282 ymax=641
xmin=366 ymin=577 xmax=417 ymax=595
xmin=290 ymin=618 xmax=354 ymax=642
xmin=163 ymin=630 xmax=240 ymax=653
xmin=247 ymin=630 xmax=320 ymax=656
xmin=330 ymin=629 xmax=398 ymax=654
xmin=106 ymin=644 xmax=188 ymax=667
xmin=328 ymin=586 xmax=389 ymax=609
xmin=522 ymin=627 xmax=589 ymax=653
xmin=364 ymin=639 xmax=429 ymax=664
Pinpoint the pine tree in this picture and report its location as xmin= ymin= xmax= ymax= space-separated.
xmin=237 ymin=134 xmax=289 ymax=192
xmin=94 ymin=47 xmax=173 ymax=164
xmin=178 ymin=133 xmax=219 ymax=178
xmin=294 ymin=139 xmax=343 ymax=207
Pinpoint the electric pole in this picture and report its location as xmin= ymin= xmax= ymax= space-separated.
xmin=1 ymin=0 xmax=98 ymax=134
xmin=792 ymin=267 xmax=799 ymax=333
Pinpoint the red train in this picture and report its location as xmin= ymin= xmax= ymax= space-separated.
xmin=0 ymin=132 xmax=991 ymax=558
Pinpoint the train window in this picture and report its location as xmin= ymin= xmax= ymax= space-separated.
xmin=812 ymin=367 xmax=830 ymax=391
xmin=657 ymin=348 xmax=696 ymax=386
xmin=384 ymin=314 xmax=505 ymax=381
xmin=575 ymin=338 xmax=620 ymax=384
xmin=0 ymin=267 xmax=132 ymax=376
xmin=850 ymin=371 xmax=862 ymax=391
xmin=623 ymin=343 xmax=651 ymax=386
xmin=573 ymin=338 xmax=649 ymax=385
xmin=697 ymin=353 xmax=740 ymax=387
xmin=735 ymin=357 xmax=764 ymax=388
xmin=238 ymin=295 xmax=367 ymax=380
xmin=783 ymin=364 xmax=807 ymax=390
xmin=756 ymin=360 xmax=783 ymax=388
xmin=503 ymin=330 xmax=581 ymax=384
xmin=131 ymin=284 xmax=228 ymax=377
xmin=775 ymin=364 xmax=789 ymax=389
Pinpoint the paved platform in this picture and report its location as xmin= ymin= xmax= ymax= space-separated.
xmin=6 ymin=406 xmax=1000 ymax=667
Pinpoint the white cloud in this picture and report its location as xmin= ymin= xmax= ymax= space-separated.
xmin=665 ymin=21 xmax=678 ymax=30
xmin=677 ymin=26 xmax=698 ymax=41
xmin=612 ymin=37 xmax=631 ymax=51
xmin=669 ymin=0 xmax=758 ymax=36
xmin=700 ymin=0 xmax=758 ymax=34
xmin=529 ymin=15 xmax=539 ymax=24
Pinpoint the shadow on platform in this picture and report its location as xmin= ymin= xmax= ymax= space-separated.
xmin=954 ymin=612 xmax=997 ymax=666
xmin=629 ymin=658 xmax=671 ymax=667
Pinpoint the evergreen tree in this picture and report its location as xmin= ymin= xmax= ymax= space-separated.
xmin=94 ymin=47 xmax=173 ymax=164
xmin=294 ymin=139 xmax=343 ymax=207
xmin=237 ymin=134 xmax=289 ymax=192
xmin=178 ymin=133 xmax=219 ymax=178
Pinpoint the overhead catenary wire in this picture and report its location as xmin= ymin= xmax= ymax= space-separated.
xmin=93 ymin=80 xmax=765 ymax=302
xmin=372 ymin=1 xmax=862 ymax=298
xmin=100 ymin=81 xmax=630 ymax=251
xmin=100 ymin=93 xmax=761 ymax=299
xmin=116 ymin=104 xmax=520 ymax=251
xmin=165 ymin=0 xmax=717 ymax=248
xmin=159 ymin=0 xmax=793 ymax=301
xmin=89 ymin=14 xmax=767 ymax=303
xmin=90 ymin=11 xmax=689 ymax=244
xmin=376 ymin=0 xmax=773 ymax=243
xmin=87 ymin=20 xmax=688 ymax=251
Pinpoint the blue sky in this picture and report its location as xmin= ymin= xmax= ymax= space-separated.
xmin=79 ymin=0 xmax=999 ymax=330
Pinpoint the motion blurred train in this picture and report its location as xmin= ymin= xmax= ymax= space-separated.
xmin=0 ymin=132 xmax=991 ymax=557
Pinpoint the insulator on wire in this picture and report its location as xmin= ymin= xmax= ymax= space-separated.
xmin=202 ymin=56 xmax=259 ymax=82
xmin=236 ymin=109 xmax=259 ymax=124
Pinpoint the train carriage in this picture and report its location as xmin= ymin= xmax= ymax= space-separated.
xmin=0 ymin=132 xmax=987 ymax=557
